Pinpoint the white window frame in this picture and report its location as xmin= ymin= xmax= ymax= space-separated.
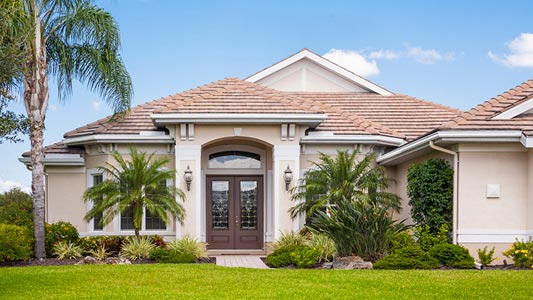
xmin=86 ymin=168 xmax=105 ymax=232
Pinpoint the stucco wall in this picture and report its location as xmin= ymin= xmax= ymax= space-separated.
xmin=46 ymin=167 xmax=86 ymax=230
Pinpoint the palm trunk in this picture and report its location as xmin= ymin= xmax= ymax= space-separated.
xmin=25 ymin=1 xmax=49 ymax=259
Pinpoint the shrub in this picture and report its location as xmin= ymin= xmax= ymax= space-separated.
xmin=373 ymin=246 xmax=439 ymax=269
xmin=121 ymin=236 xmax=156 ymax=261
xmin=503 ymin=239 xmax=533 ymax=268
xmin=45 ymin=221 xmax=79 ymax=257
xmin=89 ymin=244 xmax=110 ymax=261
xmin=0 ymin=224 xmax=33 ymax=262
xmin=0 ymin=188 xmax=33 ymax=228
xmin=291 ymin=247 xmax=320 ymax=268
xmin=306 ymin=233 xmax=336 ymax=262
xmin=428 ymin=243 xmax=474 ymax=269
xmin=150 ymin=235 xmax=166 ymax=248
xmin=272 ymin=231 xmax=306 ymax=250
xmin=79 ymin=236 xmax=127 ymax=256
xmin=407 ymin=158 xmax=453 ymax=233
xmin=374 ymin=246 xmax=439 ymax=269
xmin=52 ymin=241 xmax=83 ymax=259
xmin=388 ymin=230 xmax=417 ymax=254
xmin=150 ymin=248 xmax=196 ymax=263
xmin=414 ymin=224 xmax=449 ymax=252
xmin=477 ymin=246 xmax=496 ymax=266
xmin=266 ymin=245 xmax=319 ymax=268
xmin=167 ymin=235 xmax=205 ymax=259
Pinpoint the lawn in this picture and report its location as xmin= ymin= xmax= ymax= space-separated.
xmin=1 ymin=264 xmax=532 ymax=300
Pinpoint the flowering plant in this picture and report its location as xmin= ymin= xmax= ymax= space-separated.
xmin=503 ymin=239 xmax=533 ymax=268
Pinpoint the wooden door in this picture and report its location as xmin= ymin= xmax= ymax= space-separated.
xmin=206 ymin=176 xmax=263 ymax=249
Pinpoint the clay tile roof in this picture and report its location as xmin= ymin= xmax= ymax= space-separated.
xmin=292 ymin=92 xmax=461 ymax=141
xmin=22 ymin=142 xmax=85 ymax=157
xmin=440 ymin=78 xmax=533 ymax=133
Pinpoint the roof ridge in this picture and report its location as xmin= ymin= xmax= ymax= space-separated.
xmin=440 ymin=78 xmax=533 ymax=129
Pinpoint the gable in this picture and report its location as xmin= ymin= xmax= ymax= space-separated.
xmin=253 ymin=58 xmax=373 ymax=93
xmin=492 ymin=95 xmax=533 ymax=120
xmin=246 ymin=49 xmax=392 ymax=95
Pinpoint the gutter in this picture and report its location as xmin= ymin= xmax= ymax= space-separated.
xmin=429 ymin=141 xmax=459 ymax=245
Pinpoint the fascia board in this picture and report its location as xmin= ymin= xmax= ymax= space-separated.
xmin=151 ymin=113 xmax=328 ymax=127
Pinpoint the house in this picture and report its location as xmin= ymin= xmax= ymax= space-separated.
xmin=20 ymin=49 xmax=533 ymax=256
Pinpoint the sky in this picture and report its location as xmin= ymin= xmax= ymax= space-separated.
xmin=2 ymin=0 xmax=533 ymax=192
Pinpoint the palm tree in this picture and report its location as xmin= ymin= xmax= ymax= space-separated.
xmin=83 ymin=147 xmax=186 ymax=237
xmin=4 ymin=0 xmax=132 ymax=258
xmin=289 ymin=150 xmax=401 ymax=219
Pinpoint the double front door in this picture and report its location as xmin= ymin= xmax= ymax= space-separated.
xmin=206 ymin=176 xmax=263 ymax=249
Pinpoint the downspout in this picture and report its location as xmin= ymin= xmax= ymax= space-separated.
xmin=429 ymin=141 xmax=459 ymax=245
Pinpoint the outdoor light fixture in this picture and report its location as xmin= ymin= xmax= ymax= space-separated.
xmin=283 ymin=165 xmax=293 ymax=191
xmin=184 ymin=165 xmax=193 ymax=191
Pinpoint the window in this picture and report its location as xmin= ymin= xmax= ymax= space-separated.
xmin=120 ymin=180 xmax=167 ymax=231
xmin=92 ymin=174 xmax=104 ymax=231
xmin=120 ymin=205 xmax=135 ymax=230
xmin=208 ymin=151 xmax=261 ymax=169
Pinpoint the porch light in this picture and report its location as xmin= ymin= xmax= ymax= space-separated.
xmin=283 ymin=165 xmax=293 ymax=191
xmin=184 ymin=165 xmax=193 ymax=191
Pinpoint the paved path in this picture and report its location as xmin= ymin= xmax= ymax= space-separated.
xmin=215 ymin=255 xmax=269 ymax=269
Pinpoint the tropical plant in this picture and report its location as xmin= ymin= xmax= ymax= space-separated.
xmin=307 ymin=198 xmax=407 ymax=261
xmin=167 ymin=235 xmax=205 ymax=259
xmin=407 ymin=158 xmax=453 ymax=234
xmin=52 ymin=241 xmax=82 ymax=259
xmin=272 ymin=231 xmax=306 ymax=250
xmin=305 ymin=233 xmax=336 ymax=262
xmin=83 ymin=147 xmax=185 ymax=236
xmin=2 ymin=0 xmax=132 ymax=258
xmin=477 ymin=246 xmax=496 ymax=266
xmin=89 ymin=244 xmax=110 ymax=261
xmin=120 ymin=236 xmax=156 ymax=261
xmin=0 ymin=188 xmax=33 ymax=228
xmin=0 ymin=223 xmax=33 ymax=262
xmin=289 ymin=150 xmax=401 ymax=219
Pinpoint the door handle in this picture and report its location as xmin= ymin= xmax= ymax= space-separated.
xmin=235 ymin=216 xmax=239 ymax=224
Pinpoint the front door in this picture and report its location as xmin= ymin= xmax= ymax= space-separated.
xmin=206 ymin=176 xmax=263 ymax=249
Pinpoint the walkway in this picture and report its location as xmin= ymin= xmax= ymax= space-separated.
xmin=215 ymin=255 xmax=269 ymax=269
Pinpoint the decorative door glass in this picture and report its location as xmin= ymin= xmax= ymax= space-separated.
xmin=240 ymin=181 xmax=258 ymax=230
xmin=211 ymin=181 xmax=229 ymax=229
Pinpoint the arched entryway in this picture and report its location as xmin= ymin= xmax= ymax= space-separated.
xmin=202 ymin=138 xmax=272 ymax=250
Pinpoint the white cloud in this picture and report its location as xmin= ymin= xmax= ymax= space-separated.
xmin=323 ymin=49 xmax=380 ymax=77
xmin=369 ymin=49 xmax=400 ymax=60
xmin=489 ymin=33 xmax=533 ymax=68
xmin=91 ymin=100 xmax=103 ymax=111
xmin=0 ymin=178 xmax=31 ymax=194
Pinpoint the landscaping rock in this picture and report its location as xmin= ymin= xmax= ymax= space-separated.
xmin=75 ymin=256 xmax=100 ymax=265
xmin=106 ymin=257 xmax=131 ymax=265
xmin=332 ymin=256 xmax=373 ymax=270
xmin=320 ymin=262 xmax=334 ymax=269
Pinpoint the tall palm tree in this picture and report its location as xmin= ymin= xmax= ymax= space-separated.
xmin=289 ymin=150 xmax=401 ymax=219
xmin=4 ymin=0 xmax=132 ymax=258
xmin=84 ymin=147 xmax=186 ymax=237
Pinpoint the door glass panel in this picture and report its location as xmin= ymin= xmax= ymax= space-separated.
xmin=212 ymin=181 xmax=229 ymax=229
xmin=240 ymin=181 xmax=257 ymax=230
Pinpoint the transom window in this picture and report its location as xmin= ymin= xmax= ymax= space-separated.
xmin=208 ymin=151 xmax=261 ymax=169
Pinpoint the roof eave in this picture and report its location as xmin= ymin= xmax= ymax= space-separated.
xmin=151 ymin=113 xmax=328 ymax=128
xmin=63 ymin=134 xmax=174 ymax=146
xmin=300 ymin=134 xmax=406 ymax=147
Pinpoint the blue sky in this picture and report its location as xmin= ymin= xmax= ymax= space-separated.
xmin=2 ymin=0 xmax=533 ymax=191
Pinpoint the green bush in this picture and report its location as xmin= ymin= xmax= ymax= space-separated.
xmin=414 ymin=224 xmax=449 ymax=252
xmin=407 ymin=158 xmax=453 ymax=233
xmin=477 ymin=246 xmax=496 ymax=266
xmin=45 ymin=221 xmax=79 ymax=257
xmin=428 ymin=243 xmax=474 ymax=269
xmin=388 ymin=230 xmax=417 ymax=254
xmin=120 ymin=236 xmax=156 ymax=261
xmin=150 ymin=248 xmax=196 ymax=263
xmin=266 ymin=245 xmax=319 ymax=268
xmin=52 ymin=241 xmax=83 ymax=259
xmin=89 ymin=244 xmax=110 ymax=261
xmin=373 ymin=246 xmax=439 ymax=270
xmin=0 ymin=223 xmax=33 ymax=262
xmin=503 ymin=239 xmax=533 ymax=268
xmin=306 ymin=233 xmax=336 ymax=262
xmin=78 ymin=236 xmax=126 ymax=256
xmin=0 ymin=188 xmax=33 ymax=228
xmin=167 ymin=235 xmax=205 ymax=259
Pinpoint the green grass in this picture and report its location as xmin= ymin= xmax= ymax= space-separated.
xmin=0 ymin=264 xmax=532 ymax=299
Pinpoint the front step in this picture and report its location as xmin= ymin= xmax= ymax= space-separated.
xmin=207 ymin=249 xmax=266 ymax=256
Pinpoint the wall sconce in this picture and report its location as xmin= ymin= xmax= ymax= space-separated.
xmin=283 ymin=165 xmax=293 ymax=191
xmin=184 ymin=165 xmax=193 ymax=191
